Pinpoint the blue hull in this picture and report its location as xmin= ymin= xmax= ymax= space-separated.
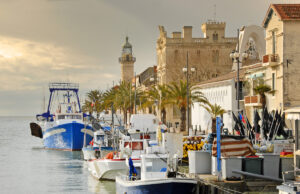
xmin=116 ymin=178 xmax=198 ymax=194
xmin=43 ymin=122 xmax=93 ymax=151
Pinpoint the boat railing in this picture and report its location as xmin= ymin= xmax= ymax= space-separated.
xmin=49 ymin=82 xmax=79 ymax=90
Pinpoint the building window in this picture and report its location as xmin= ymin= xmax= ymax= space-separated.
xmin=213 ymin=33 xmax=218 ymax=41
xmin=197 ymin=50 xmax=200 ymax=56
xmin=126 ymin=55 xmax=130 ymax=61
xmin=272 ymin=31 xmax=276 ymax=54
xmin=272 ymin=73 xmax=275 ymax=96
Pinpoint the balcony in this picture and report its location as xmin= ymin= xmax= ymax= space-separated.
xmin=262 ymin=54 xmax=279 ymax=67
xmin=244 ymin=95 xmax=262 ymax=107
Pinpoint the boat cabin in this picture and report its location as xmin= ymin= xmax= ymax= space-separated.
xmin=140 ymin=151 xmax=169 ymax=181
xmin=119 ymin=137 xmax=145 ymax=158
xmin=93 ymin=130 xmax=109 ymax=148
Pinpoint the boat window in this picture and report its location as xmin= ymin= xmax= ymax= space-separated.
xmin=96 ymin=135 xmax=104 ymax=141
xmin=57 ymin=115 xmax=82 ymax=120
xmin=124 ymin=142 xmax=143 ymax=150
xmin=58 ymin=115 xmax=65 ymax=120
xmin=73 ymin=115 xmax=82 ymax=120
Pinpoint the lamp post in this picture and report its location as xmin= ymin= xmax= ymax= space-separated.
xmin=182 ymin=52 xmax=196 ymax=134
xmin=230 ymin=32 xmax=249 ymax=112
xmin=150 ymin=76 xmax=161 ymax=119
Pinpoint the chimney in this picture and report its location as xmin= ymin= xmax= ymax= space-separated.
xmin=183 ymin=26 xmax=192 ymax=40
xmin=172 ymin=32 xmax=181 ymax=38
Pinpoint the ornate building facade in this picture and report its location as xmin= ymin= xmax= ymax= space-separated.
xmin=157 ymin=22 xmax=237 ymax=85
xmin=156 ymin=21 xmax=238 ymax=127
xmin=119 ymin=37 xmax=136 ymax=82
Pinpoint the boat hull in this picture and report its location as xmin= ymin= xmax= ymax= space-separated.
xmin=42 ymin=122 xmax=93 ymax=151
xmin=88 ymin=159 xmax=140 ymax=181
xmin=116 ymin=177 xmax=198 ymax=194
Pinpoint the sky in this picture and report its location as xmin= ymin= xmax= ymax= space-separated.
xmin=1 ymin=0 xmax=300 ymax=116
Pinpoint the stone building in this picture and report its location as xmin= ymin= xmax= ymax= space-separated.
xmin=157 ymin=22 xmax=237 ymax=85
xmin=119 ymin=37 xmax=136 ymax=82
xmin=261 ymin=4 xmax=300 ymax=112
xmin=156 ymin=21 xmax=237 ymax=126
xmin=262 ymin=4 xmax=300 ymax=172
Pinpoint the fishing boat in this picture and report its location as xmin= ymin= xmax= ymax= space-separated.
xmin=30 ymin=82 xmax=94 ymax=151
xmin=82 ymin=129 xmax=114 ymax=160
xmin=116 ymin=140 xmax=198 ymax=194
xmin=87 ymin=137 xmax=145 ymax=180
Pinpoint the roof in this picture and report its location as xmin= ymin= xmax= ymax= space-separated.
xmin=263 ymin=4 xmax=300 ymax=27
xmin=193 ymin=63 xmax=262 ymax=88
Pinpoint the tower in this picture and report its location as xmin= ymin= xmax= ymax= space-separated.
xmin=119 ymin=36 xmax=135 ymax=82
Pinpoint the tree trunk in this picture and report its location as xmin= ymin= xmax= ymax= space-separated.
xmin=180 ymin=106 xmax=186 ymax=132
xmin=161 ymin=108 xmax=167 ymax=124
xmin=211 ymin=118 xmax=216 ymax=133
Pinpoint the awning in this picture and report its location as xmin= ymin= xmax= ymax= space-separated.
xmin=284 ymin=107 xmax=300 ymax=120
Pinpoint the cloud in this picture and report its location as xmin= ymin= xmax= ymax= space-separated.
xmin=0 ymin=36 xmax=110 ymax=92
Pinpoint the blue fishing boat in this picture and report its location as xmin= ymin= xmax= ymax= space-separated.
xmin=30 ymin=83 xmax=94 ymax=151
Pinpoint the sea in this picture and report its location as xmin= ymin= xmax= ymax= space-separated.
xmin=0 ymin=116 xmax=116 ymax=194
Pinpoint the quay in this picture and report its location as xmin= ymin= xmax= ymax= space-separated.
xmin=178 ymin=166 xmax=280 ymax=194
xmin=187 ymin=173 xmax=279 ymax=194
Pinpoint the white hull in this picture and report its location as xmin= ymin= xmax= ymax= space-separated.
xmin=88 ymin=159 xmax=140 ymax=180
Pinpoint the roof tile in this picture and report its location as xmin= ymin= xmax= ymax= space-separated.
xmin=272 ymin=4 xmax=300 ymax=20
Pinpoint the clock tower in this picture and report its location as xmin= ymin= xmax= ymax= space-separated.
xmin=119 ymin=36 xmax=136 ymax=82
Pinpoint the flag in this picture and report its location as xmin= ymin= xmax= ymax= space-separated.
xmin=239 ymin=113 xmax=246 ymax=124
xmin=128 ymin=157 xmax=137 ymax=179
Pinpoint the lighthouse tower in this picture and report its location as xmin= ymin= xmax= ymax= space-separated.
xmin=119 ymin=36 xmax=136 ymax=82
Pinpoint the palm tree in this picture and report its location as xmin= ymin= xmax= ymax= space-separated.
xmin=167 ymin=80 xmax=207 ymax=133
xmin=82 ymin=99 xmax=93 ymax=115
xmin=253 ymin=83 xmax=272 ymax=108
xmin=85 ymin=90 xmax=103 ymax=118
xmin=146 ymin=84 xmax=170 ymax=124
xmin=204 ymin=103 xmax=226 ymax=133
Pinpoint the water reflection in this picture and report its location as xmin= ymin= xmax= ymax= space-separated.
xmin=87 ymin=175 xmax=116 ymax=194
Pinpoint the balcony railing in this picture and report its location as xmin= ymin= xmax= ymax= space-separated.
xmin=263 ymin=54 xmax=279 ymax=67
xmin=119 ymin=56 xmax=136 ymax=63
xmin=244 ymin=95 xmax=262 ymax=107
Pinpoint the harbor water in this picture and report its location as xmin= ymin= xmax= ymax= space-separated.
xmin=0 ymin=116 xmax=115 ymax=194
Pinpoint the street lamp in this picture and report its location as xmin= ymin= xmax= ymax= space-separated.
xmin=183 ymin=52 xmax=196 ymax=134
xmin=150 ymin=76 xmax=161 ymax=119
xmin=230 ymin=49 xmax=248 ymax=112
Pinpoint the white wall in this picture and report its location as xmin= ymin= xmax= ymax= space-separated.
xmin=191 ymin=80 xmax=237 ymax=134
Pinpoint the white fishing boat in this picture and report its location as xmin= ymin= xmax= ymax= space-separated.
xmin=87 ymin=137 xmax=145 ymax=180
xmin=87 ymin=113 xmax=162 ymax=180
xmin=82 ymin=129 xmax=114 ymax=160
